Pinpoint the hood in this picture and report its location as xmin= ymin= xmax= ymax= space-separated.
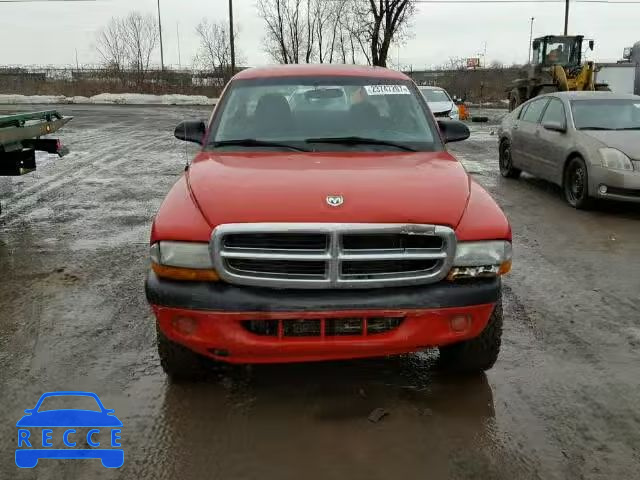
xmin=187 ymin=151 xmax=471 ymax=228
xmin=427 ymin=101 xmax=454 ymax=114
xmin=581 ymin=130 xmax=640 ymax=160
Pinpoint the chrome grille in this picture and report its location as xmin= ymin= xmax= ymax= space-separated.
xmin=211 ymin=223 xmax=456 ymax=289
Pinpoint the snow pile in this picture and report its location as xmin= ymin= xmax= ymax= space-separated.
xmin=0 ymin=93 xmax=217 ymax=106
xmin=0 ymin=94 xmax=72 ymax=104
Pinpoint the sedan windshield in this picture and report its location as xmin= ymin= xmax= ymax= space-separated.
xmin=419 ymin=88 xmax=452 ymax=103
xmin=209 ymin=76 xmax=439 ymax=152
xmin=572 ymin=99 xmax=640 ymax=130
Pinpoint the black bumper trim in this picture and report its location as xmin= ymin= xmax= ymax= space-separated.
xmin=145 ymin=272 xmax=501 ymax=312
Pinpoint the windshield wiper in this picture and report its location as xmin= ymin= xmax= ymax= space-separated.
xmin=615 ymin=127 xmax=640 ymax=130
xmin=577 ymin=127 xmax=614 ymax=130
xmin=212 ymin=139 xmax=311 ymax=152
xmin=305 ymin=136 xmax=417 ymax=152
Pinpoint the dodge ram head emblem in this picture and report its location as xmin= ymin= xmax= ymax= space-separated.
xmin=326 ymin=195 xmax=344 ymax=207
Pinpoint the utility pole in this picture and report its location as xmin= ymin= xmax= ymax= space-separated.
xmin=564 ymin=0 xmax=569 ymax=35
xmin=157 ymin=0 xmax=164 ymax=70
xmin=528 ymin=17 xmax=535 ymax=63
xmin=229 ymin=0 xmax=235 ymax=75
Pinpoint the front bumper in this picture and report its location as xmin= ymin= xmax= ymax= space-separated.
xmin=591 ymin=165 xmax=640 ymax=203
xmin=146 ymin=273 xmax=501 ymax=364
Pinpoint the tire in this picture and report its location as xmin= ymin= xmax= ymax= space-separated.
xmin=156 ymin=326 xmax=210 ymax=382
xmin=563 ymin=156 xmax=594 ymax=209
xmin=499 ymin=140 xmax=521 ymax=179
xmin=438 ymin=300 xmax=503 ymax=374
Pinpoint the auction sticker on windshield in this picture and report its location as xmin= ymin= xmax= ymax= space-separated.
xmin=364 ymin=85 xmax=411 ymax=95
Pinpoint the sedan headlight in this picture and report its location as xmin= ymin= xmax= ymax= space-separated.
xmin=448 ymin=241 xmax=512 ymax=280
xmin=449 ymin=106 xmax=460 ymax=119
xmin=600 ymin=148 xmax=634 ymax=171
xmin=150 ymin=241 xmax=219 ymax=281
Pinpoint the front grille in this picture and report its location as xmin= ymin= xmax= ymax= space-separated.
xmin=224 ymin=233 xmax=328 ymax=251
xmin=212 ymin=223 xmax=456 ymax=289
xmin=342 ymin=259 xmax=439 ymax=276
xmin=226 ymin=258 xmax=326 ymax=277
xmin=242 ymin=316 xmax=404 ymax=337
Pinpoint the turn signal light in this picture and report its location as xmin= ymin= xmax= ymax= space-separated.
xmin=447 ymin=260 xmax=511 ymax=281
xmin=152 ymin=262 xmax=220 ymax=281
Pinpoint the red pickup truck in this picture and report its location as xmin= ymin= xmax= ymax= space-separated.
xmin=146 ymin=65 xmax=512 ymax=381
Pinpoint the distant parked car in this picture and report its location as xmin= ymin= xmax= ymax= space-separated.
xmin=498 ymin=91 xmax=640 ymax=208
xmin=418 ymin=86 xmax=460 ymax=120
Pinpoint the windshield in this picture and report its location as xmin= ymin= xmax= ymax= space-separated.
xmin=419 ymin=88 xmax=451 ymax=103
xmin=544 ymin=37 xmax=580 ymax=65
xmin=572 ymin=99 xmax=640 ymax=130
xmin=209 ymin=76 xmax=439 ymax=151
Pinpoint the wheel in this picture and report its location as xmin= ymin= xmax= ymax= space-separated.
xmin=156 ymin=325 xmax=210 ymax=382
xmin=438 ymin=300 xmax=503 ymax=374
xmin=508 ymin=89 xmax=521 ymax=112
xmin=499 ymin=140 xmax=521 ymax=179
xmin=563 ymin=156 xmax=594 ymax=209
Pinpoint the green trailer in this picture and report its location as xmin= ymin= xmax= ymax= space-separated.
xmin=0 ymin=110 xmax=72 ymax=176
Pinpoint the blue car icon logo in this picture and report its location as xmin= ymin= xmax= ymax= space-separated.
xmin=16 ymin=391 xmax=123 ymax=468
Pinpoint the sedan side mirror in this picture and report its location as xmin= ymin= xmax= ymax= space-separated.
xmin=542 ymin=120 xmax=567 ymax=133
xmin=174 ymin=120 xmax=206 ymax=144
xmin=589 ymin=40 xmax=594 ymax=51
xmin=437 ymin=119 xmax=470 ymax=143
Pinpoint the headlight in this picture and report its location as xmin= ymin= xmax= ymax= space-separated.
xmin=600 ymin=148 xmax=633 ymax=171
xmin=150 ymin=241 xmax=219 ymax=281
xmin=448 ymin=241 xmax=512 ymax=280
xmin=449 ymin=106 xmax=459 ymax=119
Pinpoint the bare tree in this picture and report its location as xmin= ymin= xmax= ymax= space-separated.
xmin=122 ymin=12 xmax=159 ymax=85
xmin=96 ymin=17 xmax=128 ymax=82
xmin=358 ymin=0 xmax=416 ymax=67
xmin=258 ymin=0 xmax=369 ymax=65
xmin=194 ymin=19 xmax=242 ymax=84
xmin=96 ymin=12 xmax=158 ymax=87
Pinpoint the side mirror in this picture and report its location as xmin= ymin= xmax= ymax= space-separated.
xmin=174 ymin=120 xmax=206 ymax=144
xmin=589 ymin=40 xmax=594 ymax=51
xmin=438 ymin=119 xmax=470 ymax=143
xmin=542 ymin=120 xmax=566 ymax=133
xmin=532 ymin=40 xmax=540 ymax=51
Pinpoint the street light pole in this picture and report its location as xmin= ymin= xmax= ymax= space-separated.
xmin=229 ymin=0 xmax=235 ymax=75
xmin=564 ymin=0 xmax=569 ymax=35
xmin=157 ymin=0 xmax=164 ymax=70
xmin=528 ymin=17 xmax=535 ymax=63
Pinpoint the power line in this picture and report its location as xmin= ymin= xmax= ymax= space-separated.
xmin=0 ymin=0 xmax=98 ymax=2
xmin=321 ymin=0 xmax=640 ymax=3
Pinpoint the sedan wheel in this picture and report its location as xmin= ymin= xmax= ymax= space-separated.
xmin=499 ymin=141 xmax=521 ymax=178
xmin=564 ymin=157 xmax=593 ymax=209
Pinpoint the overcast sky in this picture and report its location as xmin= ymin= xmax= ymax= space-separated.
xmin=0 ymin=0 xmax=638 ymax=69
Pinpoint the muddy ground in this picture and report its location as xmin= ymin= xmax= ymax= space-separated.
xmin=0 ymin=105 xmax=639 ymax=479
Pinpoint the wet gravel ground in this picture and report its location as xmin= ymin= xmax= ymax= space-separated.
xmin=1 ymin=105 xmax=639 ymax=480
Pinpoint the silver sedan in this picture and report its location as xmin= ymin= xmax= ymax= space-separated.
xmin=498 ymin=91 xmax=640 ymax=208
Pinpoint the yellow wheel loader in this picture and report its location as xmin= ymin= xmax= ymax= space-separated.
xmin=507 ymin=35 xmax=609 ymax=111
